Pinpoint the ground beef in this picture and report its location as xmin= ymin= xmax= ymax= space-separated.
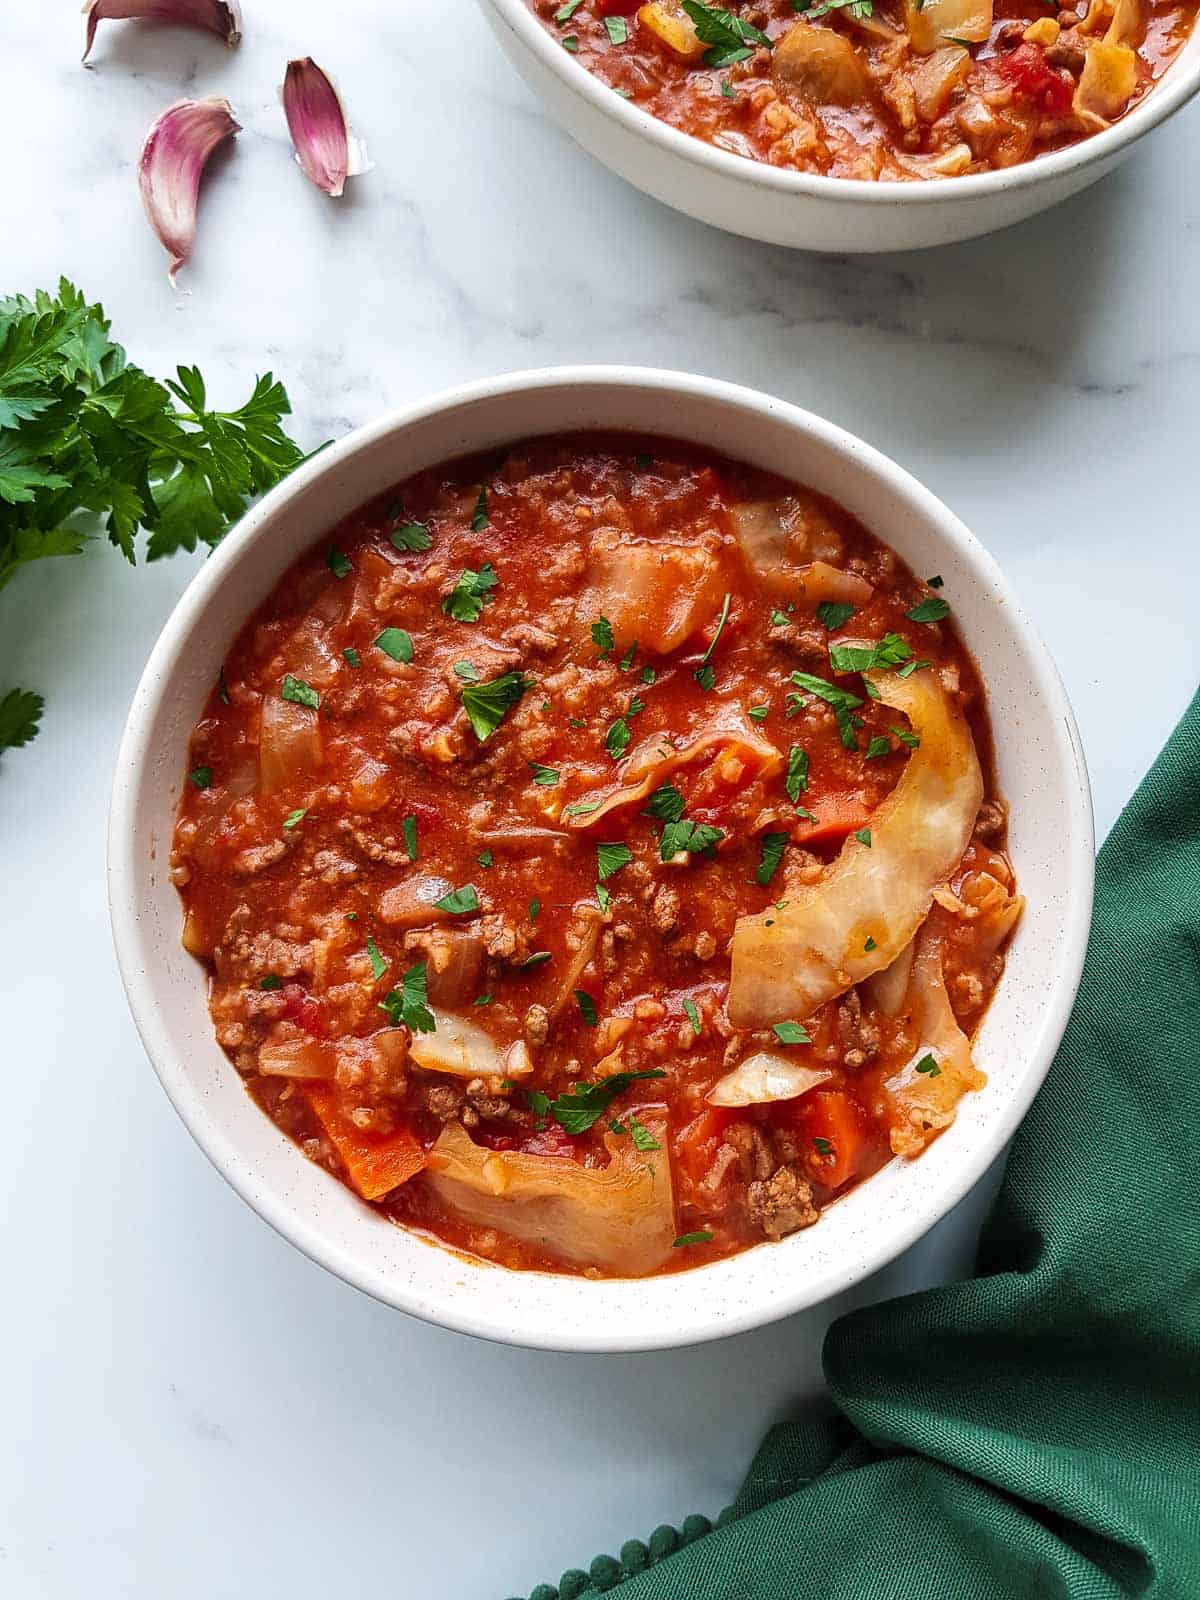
xmin=651 ymin=884 xmax=681 ymax=939
xmin=746 ymin=1166 xmax=819 ymax=1239
xmin=836 ymin=988 xmax=881 ymax=1069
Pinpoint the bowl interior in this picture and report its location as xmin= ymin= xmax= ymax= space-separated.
xmin=109 ymin=369 xmax=1093 ymax=1351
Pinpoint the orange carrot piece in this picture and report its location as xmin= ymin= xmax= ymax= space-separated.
xmin=307 ymin=1088 xmax=426 ymax=1200
xmin=797 ymin=1089 xmax=867 ymax=1190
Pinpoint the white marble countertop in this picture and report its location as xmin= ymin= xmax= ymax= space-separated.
xmin=2 ymin=3 xmax=1198 ymax=1597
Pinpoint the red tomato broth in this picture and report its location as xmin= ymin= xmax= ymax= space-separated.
xmin=172 ymin=435 xmax=1017 ymax=1277
xmin=530 ymin=0 xmax=1195 ymax=181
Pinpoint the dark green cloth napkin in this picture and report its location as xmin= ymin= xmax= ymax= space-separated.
xmin=517 ymin=691 xmax=1200 ymax=1600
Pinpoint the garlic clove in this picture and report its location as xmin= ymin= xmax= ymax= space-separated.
xmin=82 ymin=0 xmax=243 ymax=63
xmin=281 ymin=57 xmax=371 ymax=198
xmin=138 ymin=97 xmax=241 ymax=285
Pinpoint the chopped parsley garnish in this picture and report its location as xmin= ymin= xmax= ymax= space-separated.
xmin=592 ymin=616 xmax=615 ymax=658
xmin=813 ymin=1136 xmax=834 ymax=1157
xmin=773 ymin=1021 xmax=811 ymax=1046
xmin=855 ymin=828 xmax=873 ymax=848
xmin=681 ymin=1 xmax=771 ymax=66
xmin=530 ymin=761 xmax=560 ymax=786
xmin=218 ymin=668 xmax=230 ymax=705
xmin=529 ymin=897 xmax=541 ymax=921
xmin=402 ymin=814 xmax=418 ymax=860
xmin=597 ymin=841 xmax=633 ymax=880
xmin=641 ymin=666 xmax=656 ymax=685
xmin=520 ymin=951 xmax=553 ymax=970
xmin=281 ymin=674 xmax=319 ymax=710
xmin=561 ymin=33 xmax=579 ymax=48
xmin=366 ymin=937 xmax=388 ymax=981
xmin=596 ymin=883 xmax=613 ymax=911
xmin=756 ymin=830 xmax=789 ymax=887
xmin=474 ymin=993 xmax=494 ymax=1007
xmin=342 ymin=647 xmax=361 ymax=668
xmin=673 ymin=1230 xmax=713 ymax=1247
xmin=282 ymin=808 xmax=306 ymax=831
xmin=769 ymin=609 xmax=791 ymax=627
xmin=644 ymin=783 xmax=686 ymax=823
xmin=574 ymin=990 xmax=598 ymax=1026
xmin=865 ymin=735 xmax=891 ymax=760
xmin=828 ymin=633 xmax=912 ymax=674
xmin=864 ymin=936 xmax=878 ymax=953
xmin=721 ymin=78 xmax=737 ymax=98
xmin=326 ymin=546 xmax=352 ymax=579
xmin=627 ymin=695 xmax=646 ymax=719
xmin=433 ymin=884 xmax=480 ymax=916
xmin=379 ymin=962 xmax=436 ymax=1034
xmin=189 ymin=765 xmax=212 ymax=789
xmin=906 ymin=597 xmax=950 ymax=624
xmin=461 ymin=670 xmax=531 ymax=741
xmin=568 ymin=716 xmax=586 ymax=729
xmin=896 ymin=658 xmax=932 ymax=679
xmin=927 ymin=574 xmax=944 ymax=589
xmin=259 ymin=974 xmax=283 ymax=991
xmin=891 ymin=724 xmax=920 ymax=749
xmin=794 ymin=805 xmax=817 ymax=824
xmin=453 ymin=660 xmax=479 ymax=682
xmin=619 ymin=640 xmax=638 ymax=671
xmin=477 ymin=849 xmax=494 ymax=868
xmin=634 ymin=452 xmax=653 ymax=468
xmin=390 ymin=522 xmax=431 ymax=552
xmin=785 ymin=745 xmax=810 ymax=802
xmin=915 ymin=1053 xmax=942 ymax=1076
xmin=790 ymin=672 xmax=863 ymax=751
xmin=660 ymin=819 xmax=724 ymax=861
xmin=683 ymin=998 xmax=702 ymax=1035
xmin=546 ymin=1069 xmax=667 ymax=1135
xmin=471 ymin=484 xmax=489 ymax=532
xmin=565 ymin=798 xmax=603 ymax=818
xmin=528 ymin=1090 xmax=551 ymax=1124
xmin=793 ymin=0 xmax=873 ymax=20
xmin=555 ymin=0 xmax=583 ymax=18
xmin=604 ymin=14 xmax=629 ymax=42
xmin=748 ymin=704 xmax=769 ymax=721
xmin=694 ymin=663 xmax=716 ymax=692
xmin=375 ymin=627 xmax=413 ymax=664
xmin=605 ymin=716 xmax=632 ymax=760
xmin=699 ymin=592 xmax=732 ymax=666
xmin=816 ymin=600 xmax=856 ymax=631
xmin=629 ymin=1116 xmax=661 ymax=1152
xmin=443 ymin=563 xmax=499 ymax=622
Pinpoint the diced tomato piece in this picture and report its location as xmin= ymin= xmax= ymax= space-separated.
xmin=280 ymin=982 xmax=326 ymax=1036
xmin=307 ymin=1088 xmax=426 ymax=1200
xmin=791 ymin=1089 xmax=869 ymax=1191
xmin=997 ymin=43 xmax=1074 ymax=117
xmin=673 ymin=1106 xmax=735 ymax=1188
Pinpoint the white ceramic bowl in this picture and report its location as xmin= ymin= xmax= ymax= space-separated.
xmin=479 ymin=0 xmax=1200 ymax=251
xmin=109 ymin=367 xmax=1093 ymax=1351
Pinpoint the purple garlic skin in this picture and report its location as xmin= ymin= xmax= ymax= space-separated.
xmin=138 ymin=97 xmax=240 ymax=285
xmin=282 ymin=57 xmax=370 ymax=198
xmin=82 ymin=0 xmax=243 ymax=61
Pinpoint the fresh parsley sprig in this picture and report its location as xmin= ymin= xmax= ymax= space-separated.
xmin=681 ymin=1 xmax=771 ymax=66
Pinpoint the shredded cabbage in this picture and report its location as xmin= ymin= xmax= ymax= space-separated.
xmin=706 ymin=1051 xmax=832 ymax=1107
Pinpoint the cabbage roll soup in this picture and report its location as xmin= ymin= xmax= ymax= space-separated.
xmin=172 ymin=437 xmax=1022 ymax=1278
xmin=531 ymin=0 xmax=1195 ymax=180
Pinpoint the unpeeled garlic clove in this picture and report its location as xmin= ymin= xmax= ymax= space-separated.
xmin=281 ymin=57 xmax=370 ymax=198
xmin=82 ymin=0 xmax=243 ymax=63
xmin=138 ymin=97 xmax=241 ymax=284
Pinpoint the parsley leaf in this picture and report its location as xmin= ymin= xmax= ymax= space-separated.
xmin=892 ymin=724 xmax=920 ymax=749
xmin=592 ymin=616 xmax=614 ymax=658
xmin=915 ymin=1053 xmax=942 ymax=1076
xmin=389 ymin=521 xmax=431 ymax=552
xmin=443 ymin=563 xmax=499 ymax=622
xmin=748 ymin=704 xmax=769 ymax=721
xmin=828 ymin=633 xmax=912 ymax=674
xmin=816 ymin=600 xmax=856 ymax=630
xmin=785 ymin=745 xmax=810 ymax=802
xmin=683 ymin=998 xmax=702 ymax=1035
xmin=471 ymin=483 xmax=489 ymax=532
xmin=259 ymin=974 xmax=282 ymax=991
xmin=433 ymin=884 xmax=480 ymax=916
xmin=681 ymin=1 xmax=771 ymax=65
xmin=755 ymin=829 xmax=789 ymax=887
xmin=366 ymin=937 xmax=388 ymax=981
xmin=530 ymin=761 xmax=560 ymax=786
xmin=790 ymin=671 xmax=863 ymax=750
xmin=189 ymin=765 xmax=212 ymax=789
xmin=375 ymin=627 xmax=413 ymax=664
xmin=555 ymin=0 xmax=583 ymax=17
xmin=326 ymin=546 xmax=352 ymax=578
xmin=644 ymin=783 xmax=686 ymax=823
xmin=673 ymin=1230 xmax=713 ymax=1247
xmin=342 ymin=647 xmax=361 ymax=668
xmin=402 ymin=814 xmax=418 ymax=860
xmin=619 ymin=640 xmax=638 ymax=671
xmin=896 ymin=658 xmax=932 ymax=679
xmin=855 ymin=828 xmax=872 ymax=847
xmin=565 ymin=798 xmax=603 ymax=818
xmin=597 ymin=841 xmax=633 ymax=880
xmin=461 ymin=670 xmax=531 ymax=741
xmin=281 ymin=674 xmax=319 ymax=710
xmin=927 ymin=574 xmax=944 ymax=589
xmin=282 ymin=808 xmax=306 ymax=831
xmin=699 ymin=592 xmax=732 ymax=666
xmin=694 ymin=663 xmax=716 ymax=692
xmin=605 ymin=716 xmax=632 ymax=760
xmin=477 ymin=849 xmax=494 ymax=868
xmin=574 ymin=990 xmax=598 ymax=1026
xmin=521 ymin=950 xmax=552 ymax=970
xmin=596 ymin=883 xmax=613 ymax=911
xmin=660 ymin=819 xmax=724 ymax=861
xmin=907 ymin=597 xmax=950 ymax=624
xmin=629 ymin=1116 xmax=661 ymax=1152
xmin=604 ymin=14 xmax=629 ymax=41
xmin=547 ymin=1069 xmax=667 ymax=1134
xmin=379 ymin=962 xmax=436 ymax=1034
xmin=865 ymin=735 xmax=891 ymax=760
xmin=773 ymin=1021 xmax=811 ymax=1045
xmin=793 ymin=0 xmax=873 ymax=20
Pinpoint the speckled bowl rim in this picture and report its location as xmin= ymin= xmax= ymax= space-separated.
xmin=482 ymin=0 xmax=1200 ymax=205
xmin=108 ymin=367 xmax=1094 ymax=1352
